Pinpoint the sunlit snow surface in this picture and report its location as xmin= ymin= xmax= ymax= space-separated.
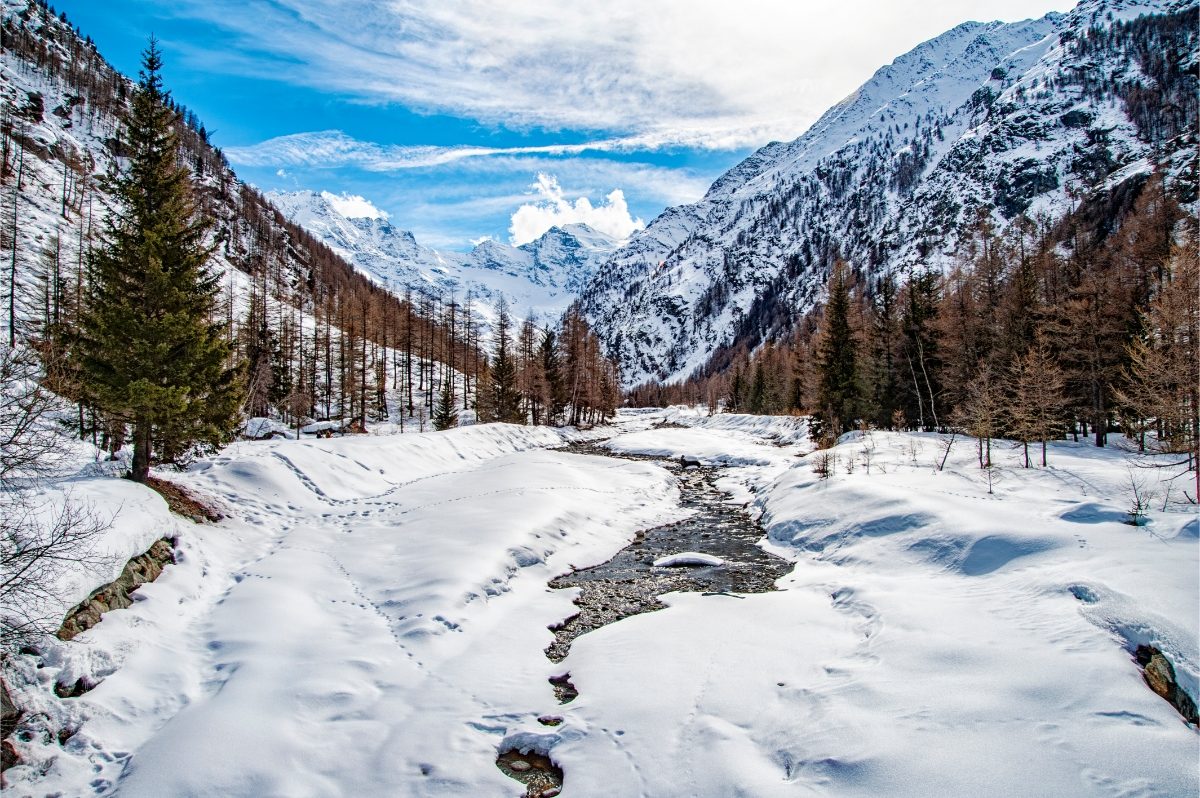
xmin=6 ymin=410 xmax=1197 ymax=797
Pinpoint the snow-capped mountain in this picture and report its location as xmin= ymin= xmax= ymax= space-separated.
xmin=0 ymin=0 xmax=439 ymax=355
xmin=266 ymin=189 xmax=620 ymax=320
xmin=580 ymin=0 xmax=1198 ymax=386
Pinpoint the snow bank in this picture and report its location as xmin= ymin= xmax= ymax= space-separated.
xmin=10 ymin=417 xmax=1197 ymax=797
xmin=666 ymin=407 xmax=811 ymax=446
xmin=6 ymin=422 xmax=684 ymax=797
xmin=604 ymin=426 xmax=780 ymax=466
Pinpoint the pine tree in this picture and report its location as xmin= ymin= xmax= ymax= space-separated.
xmin=76 ymin=40 xmax=241 ymax=482
xmin=814 ymin=261 xmax=861 ymax=440
xmin=432 ymin=377 xmax=459 ymax=431
xmin=748 ymin=361 xmax=767 ymax=415
xmin=483 ymin=298 xmax=522 ymax=424
xmin=866 ymin=272 xmax=902 ymax=427
xmin=538 ymin=327 xmax=566 ymax=425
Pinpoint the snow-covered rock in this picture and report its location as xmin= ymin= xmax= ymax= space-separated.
xmin=653 ymin=552 xmax=724 ymax=567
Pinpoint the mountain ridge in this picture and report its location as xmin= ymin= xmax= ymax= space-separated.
xmin=579 ymin=0 xmax=1198 ymax=387
xmin=266 ymin=188 xmax=621 ymax=321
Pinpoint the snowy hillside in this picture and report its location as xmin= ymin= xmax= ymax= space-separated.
xmin=580 ymin=0 xmax=1199 ymax=385
xmin=0 ymin=0 xmax=454 ymax=370
xmin=5 ymin=410 xmax=1195 ymax=795
xmin=268 ymin=189 xmax=620 ymax=321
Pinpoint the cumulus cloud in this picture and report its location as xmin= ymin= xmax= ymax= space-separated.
xmin=508 ymin=174 xmax=644 ymax=246
xmin=320 ymin=191 xmax=389 ymax=220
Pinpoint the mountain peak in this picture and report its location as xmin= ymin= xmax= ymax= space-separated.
xmin=580 ymin=0 xmax=1198 ymax=386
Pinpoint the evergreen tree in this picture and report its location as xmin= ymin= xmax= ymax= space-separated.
xmin=813 ymin=261 xmax=861 ymax=439
xmin=538 ymin=327 xmax=566 ymax=425
xmin=727 ymin=364 xmax=745 ymax=413
xmin=483 ymin=298 xmax=522 ymax=423
xmin=867 ymin=272 xmax=902 ymax=427
xmin=244 ymin=304 xmax=286 ymax=418
xmin=432 ymin=377 xmax=459 ymax=431
xmin=900 ymin=269 xmax=943 ymax=430
xmin=76 ymin=40 xmax=241 ymax=482
xmin=748 ymin=361 xmax=767 ymax=415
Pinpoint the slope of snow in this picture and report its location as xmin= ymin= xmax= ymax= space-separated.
xmin=4 ymin=420 xmax=683 ymax=796
xmin=267 ymin=189 xmax=621 ymax=322
xmin=4 ymin=412 xmax=1197 ymax=796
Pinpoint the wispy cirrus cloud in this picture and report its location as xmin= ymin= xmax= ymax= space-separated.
xmin=228 ymin=130 xmax=711 ymax=207
xmin=168 ymin=0 xmax=1074 ymax=150
xmin=225 ymin=130 xmax=641 ymax=171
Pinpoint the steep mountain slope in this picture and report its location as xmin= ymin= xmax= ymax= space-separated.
xmin=0 ymin=0 xmax=445 ymax=363
xmin=267 ymin=189 xmax=620 ymax=321
xmin=580 ymin=0 xmax=1198 ymax=386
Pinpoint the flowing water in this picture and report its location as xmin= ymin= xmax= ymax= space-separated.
xmin=498 ymin=435 xmax=791 ymax=796
xmin=544 ymin=440 xmax=791 ymax=663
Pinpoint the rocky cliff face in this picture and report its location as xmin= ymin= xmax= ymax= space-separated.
xmin=579 ymin=0 xmax=1198 ymax=386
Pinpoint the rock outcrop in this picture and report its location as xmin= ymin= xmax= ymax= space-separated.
xmin=56 ymin=538 xmax=176 ymax=642
xmin=1135 ymin=644 xmax=1199 ymax=724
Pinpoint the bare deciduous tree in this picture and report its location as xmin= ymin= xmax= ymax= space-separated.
xmin=0 ymin=345 xmax=110 ymax=652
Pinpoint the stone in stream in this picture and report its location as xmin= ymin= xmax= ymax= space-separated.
xmin=653 ymin=552 xmax=724 ymax=567
xmin=495 ymin=749 xmax=563 ymax=797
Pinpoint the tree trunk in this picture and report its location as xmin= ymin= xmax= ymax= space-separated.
xmin=130 ymin=422 xmax=151 ymax=483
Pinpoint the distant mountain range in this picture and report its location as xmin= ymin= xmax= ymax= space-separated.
xmin=267 ymin=190 xmax=620 ymax=322
xmin=576 ymin=0 xmax=1197 ymax=386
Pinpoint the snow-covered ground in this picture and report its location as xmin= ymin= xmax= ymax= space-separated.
xmin=5 ymin=409 xmax=1197 ymax=796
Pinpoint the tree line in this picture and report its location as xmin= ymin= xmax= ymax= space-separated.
xmin=1 ymin=12 xmax=622 ymax=487
xmin=632 ymin=173 xmax=1198 ymax=494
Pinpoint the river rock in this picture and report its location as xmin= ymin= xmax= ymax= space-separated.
xmin=653 ymin=552 xmax=724 ymax=568
xmin=1135 ymin=644 xmax=1200 ymax=723
xmin=509 ymin=759 xmax=531 ymax=772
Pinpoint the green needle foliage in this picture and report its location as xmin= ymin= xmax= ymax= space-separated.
xmin=433 ymin=378 xmax=459 ymax=431
xmin=77 ymin=39 xmax=242 ymax=482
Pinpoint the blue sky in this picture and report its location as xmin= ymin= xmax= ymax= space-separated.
xmin=57 ymin=0 xmax=1074 ymax=251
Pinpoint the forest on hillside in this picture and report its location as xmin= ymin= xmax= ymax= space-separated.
xmin=631 ymin=172 xmax=1198 ymax=494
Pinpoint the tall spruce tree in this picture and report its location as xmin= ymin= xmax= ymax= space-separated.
xmin=538 ymin=327 xmax=566 ymax=425
xmin=483 ymin=299 xmax=522 ymax=424
xmin=814 ymin=261 xmax=861 ymax=439
xmin=77 ymin=40 xmax=241 ymax=482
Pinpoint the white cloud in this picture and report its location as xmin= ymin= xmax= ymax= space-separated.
xmin=230 ymin=131 xmax=711 ymax=207
xmin=173 ymin=0 xmax=1075 ymax=151
xmin=508 ymin=174 xmax=644 ymax=246
xmin=319 ymin=191 xmax=389 ymax=220
xmin=469 ymin=235 xmax=494 ymax=247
